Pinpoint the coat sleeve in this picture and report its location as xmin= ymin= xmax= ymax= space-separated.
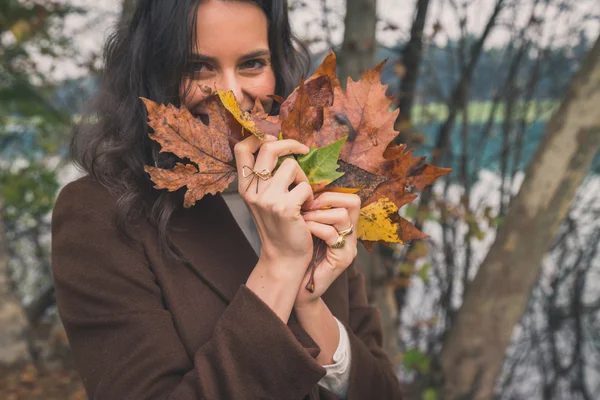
xmin=341 ymin=260 xmax=403 ymax=400
xmin=51 ymin=180 xmax=326 ymax=400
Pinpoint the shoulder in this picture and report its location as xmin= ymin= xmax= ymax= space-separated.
xmin=52 ymin=175 xmax=138 ymax=236
xmin=54 ymin=175 xmax=117 ymax=216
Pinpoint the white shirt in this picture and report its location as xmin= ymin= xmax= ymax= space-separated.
xmin=317 ymin=316 xmax=352 ymax=398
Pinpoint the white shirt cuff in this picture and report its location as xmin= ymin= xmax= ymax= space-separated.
xmin=317 ymin=316 xmax=352 ymax=398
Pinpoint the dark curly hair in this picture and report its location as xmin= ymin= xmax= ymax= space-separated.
xmin=70 ymin=0 xmax=310 ymax=260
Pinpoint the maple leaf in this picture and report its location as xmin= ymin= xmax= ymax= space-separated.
xmin=297 ymin=136 xmax=347 ymax=192
xmin=366 ymin=143 xmax=452 ymax=209
xmin=320 ymin=59 xmax=399 ymax=174
xmin=141 ymin=97 xmax=237 ymax=208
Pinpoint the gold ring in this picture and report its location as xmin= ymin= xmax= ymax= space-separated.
xmin=242 ymin=165 xmax=271 ymax=180
xmin=337 ymin=224 xmax=354 ymax=237
xmin=331 ymin=235 xmax=346 ymax=249
xmin=242 ymin=165 xmax=272 ymax=193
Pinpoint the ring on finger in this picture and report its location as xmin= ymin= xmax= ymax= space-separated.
xmin=242 ymin=165 xmax=272 ymax=180
xmin=337 ymin=224 xmax=354 ymax=237
xmin=242 ymin=165 xmax=272 ymax=193
xmin=330 ymin=235 xmax=346 ymax=249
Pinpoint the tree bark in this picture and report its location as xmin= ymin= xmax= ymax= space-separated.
xmin=394 ymin=0 xmax=431 ymax=146
xmin=337 ymin=0 xmax=377 ymax=85
xmin=440 ymin=35 xmax=600 ymax=400
xmin=0 ymin=196 xmax=32 ymax=370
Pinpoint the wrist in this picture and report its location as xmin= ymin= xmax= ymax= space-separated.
xmin=246 ymin=259 xmax=305 ymax=324
xmin=294 ymin=296 xmax=325 ymax=314
xmin=257 ymin=253 xmax=308 ymax=283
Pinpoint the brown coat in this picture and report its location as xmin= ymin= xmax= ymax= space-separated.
xmin=51 ymin=176 xmax=402 ymax=400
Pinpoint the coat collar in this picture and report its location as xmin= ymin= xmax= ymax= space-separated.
xmin=168 ymin=193 xmax=322 ymax=357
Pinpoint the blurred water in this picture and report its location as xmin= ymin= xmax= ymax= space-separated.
xmin=415 ymin=121 xmax=600 ymax=182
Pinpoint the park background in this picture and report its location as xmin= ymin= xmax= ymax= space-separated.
xmin=1 ymin=0 xmax=599 ymax=398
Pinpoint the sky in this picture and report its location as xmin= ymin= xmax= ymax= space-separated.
xmin=46 ymin=0 xmax=600 ymax=80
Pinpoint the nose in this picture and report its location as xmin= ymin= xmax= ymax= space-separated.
xmin=218 ymin=72 xmax=245 ymax=106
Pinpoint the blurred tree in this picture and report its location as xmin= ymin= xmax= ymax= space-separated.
xmin=0 ymin=0 xmax=83 ymax=371
xmin=440 ymin=34 xmax=600 ymax=400
xmin=337 ymin=0 xmax=377 ymax=84
xmin=0 ymin=196 xmax=31 ymax=371
xmin=394 ymin=0 xmax=431 ymax=147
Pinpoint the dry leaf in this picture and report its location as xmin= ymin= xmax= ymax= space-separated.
xmin=217 ymin=90 xmax=280 ymax=139
xmin=141 ymin=98 xmax=237 ymax=208
xmin=358 ymin=197 xmax=429 ymax=247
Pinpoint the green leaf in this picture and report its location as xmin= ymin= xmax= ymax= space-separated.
xmin=402 ymin=349 xmax=430 ymax=374
xmin=297 ymin=136 xmax=347 ymax=191
xmin=423 ymin=388 xmax=439 ymax=400
xmin=417 ymin=263 xmax=431 ymax=282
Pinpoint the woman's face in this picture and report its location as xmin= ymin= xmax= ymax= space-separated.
xmin=181 ymin=0 xmax=276 ymax=116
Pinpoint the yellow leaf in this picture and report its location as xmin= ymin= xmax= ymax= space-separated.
xmin=357 ymin=197 xmax=404 ymax=244
xmin=10 ymin=19 xmax=32 ymax=42
xmin=217 ymin=90 xmax=265 ymax=139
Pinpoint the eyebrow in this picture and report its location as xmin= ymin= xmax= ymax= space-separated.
xmin=190 ymin=49 xmax=271 ymax=64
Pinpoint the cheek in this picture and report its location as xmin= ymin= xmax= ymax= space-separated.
xmin=246 ymin=70 xmax=276 ymax=99
xmin=180 ymin=78 xmax=211 ymax=108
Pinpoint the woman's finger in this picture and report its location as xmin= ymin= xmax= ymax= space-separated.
xmin=305 ymin=221 xmax=342 ymax=249
xmin=303 ymin=192 xmax=362 ymax=225
xmin=234 ymin=135 xmax=278 ymax=195
xmin=286 ymin=181 xmax=314 ymax=211
xmin=302 ymin=208 xmax=353 ymax=233
xmin=269 ymin=158 xmax=309 ymax=192
xmin=253 ymin=139 xmax=309 ymax=174
xmin=233 ymin=134 xmax=274 ymax=175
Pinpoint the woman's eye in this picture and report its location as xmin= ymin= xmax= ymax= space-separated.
xmin=240 ymin=59 xmax=267 ymax=70
xmin=186 ymin=62 xmax=215 ymax=79
xmin=190 ymin=62 xmax=213 ymax=72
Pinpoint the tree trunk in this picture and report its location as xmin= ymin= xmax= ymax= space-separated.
xmin=440 ymin=35 xmax=600 ymax=400
xmin=337 ymin=0 xmax=400 ymax=361
xmin=394 ymin=0 xmax=431 ymax=146
xmin=0 ymin=196 xmax=32 ymax=370
xmin=337 ymin=0 xmax=377 ymax=85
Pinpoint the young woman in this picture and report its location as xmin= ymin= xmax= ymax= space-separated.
xmin=51 ymin=1 xmax=402 ymax=399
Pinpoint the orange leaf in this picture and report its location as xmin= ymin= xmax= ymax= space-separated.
xmin=318 ymin=59 xmax=399 ymax=174
xmin=141 ymin=98 xmax=237 ymax=207
xmin=364 ymin=143 xmax=451 ymax=209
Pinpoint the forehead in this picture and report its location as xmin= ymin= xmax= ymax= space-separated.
xmin=194 ymin=1 xmax=270 ymax=57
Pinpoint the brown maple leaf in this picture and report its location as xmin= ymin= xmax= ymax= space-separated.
xmin=279 ymin=59 xmax=335 ymax=121
xmin=141 ymin=97 xmax=237 ymax=208
xmin=312 ymin=56 xmax=399 ymax=174
xmin=368 ymin=143 xmax=452 ymax=206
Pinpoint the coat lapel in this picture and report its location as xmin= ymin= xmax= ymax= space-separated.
xmin=168 ymin=193 xmax=323 ymax=359
xmin=168 ymin=193 xmax=259 ymax=304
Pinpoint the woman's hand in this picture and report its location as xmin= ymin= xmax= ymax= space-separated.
xmin=234 ymin=134 xmax=314 ymax=282
xmin=294 ymin=192 xmax=361 ymax=309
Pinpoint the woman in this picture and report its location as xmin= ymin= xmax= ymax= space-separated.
xmin=51 ymin=0 xmax=402 ymax=399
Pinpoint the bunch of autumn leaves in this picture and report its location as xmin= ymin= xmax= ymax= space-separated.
xmin=141 ymin=52 xmax=451 ymax=250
